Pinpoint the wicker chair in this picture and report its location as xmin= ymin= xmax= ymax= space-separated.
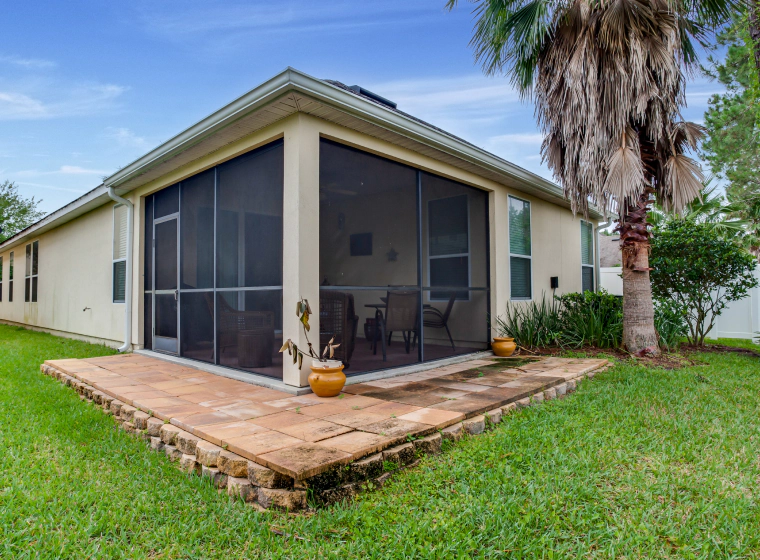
xmin=319 ymin=290 xmax=358 ymax=368
xmin=208 ymin=293 xmax=275 ymax=353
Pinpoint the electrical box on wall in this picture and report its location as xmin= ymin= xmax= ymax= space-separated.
xmin=550 ymin=276 xmax=559 ymax=289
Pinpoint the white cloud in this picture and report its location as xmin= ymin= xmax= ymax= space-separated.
xmin=14 ymin=165 xmax=109 ymax=177
xmin=105 ymin=127 xmax=150 ymax=150
xmin=487 ymin=132 xmax=544 ymax=146
xmin=140 ymin=1 xmax=432 ymax=37
xmin=0 ymin=82 xmax=126 ymax=120
xmin=0 ymin=92 xmax=48 ymax=119
xmin=15 ymin=181 xmax=88 ymax=194
xmin=0 ymin=54 xmax=56 ymax=69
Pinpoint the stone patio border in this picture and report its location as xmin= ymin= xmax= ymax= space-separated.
xmin=39 ymin=356 xmax=608 ymax=512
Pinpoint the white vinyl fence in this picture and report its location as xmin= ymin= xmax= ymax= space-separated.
xmin=600 ymin=265 xmax=759 ymax=341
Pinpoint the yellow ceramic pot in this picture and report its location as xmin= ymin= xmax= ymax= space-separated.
xmin=308 ymin=361 xmax=346 ymax=397
xmin=492 ymin=337 xmax=517 ymax=357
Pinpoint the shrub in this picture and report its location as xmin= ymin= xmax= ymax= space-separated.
xmin=493 ymin=295 xmax=562 ymax=349
xmin=653 ymin=298 xmax=688 ymax=351
xmin=556 ymin=290 xmax=622 ymax=348
xmin=650 ymin=220 xmax=759 ymax=345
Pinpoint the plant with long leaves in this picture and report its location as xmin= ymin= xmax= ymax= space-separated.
xmin=279 ymin=298 xmax=340 ymax=369
xmin=448 ymin=0 xmax=737 ymax=355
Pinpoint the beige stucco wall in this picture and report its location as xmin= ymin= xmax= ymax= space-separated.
xmin=0 ymin=203 xmax=124 ymax=346
xmin=0 ymin=110 xmax=595 ymax=385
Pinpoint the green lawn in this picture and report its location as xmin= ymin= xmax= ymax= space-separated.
xmin=1 ymin=324 xmax=759 ymax=559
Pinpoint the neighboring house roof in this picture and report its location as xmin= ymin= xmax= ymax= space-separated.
xmin=599 ymin=235 xmax=622 ymax=267
xmin=1 ymin=67 xmax=603 ymax=251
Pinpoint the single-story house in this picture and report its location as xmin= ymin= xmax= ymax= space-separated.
xmin=0 ymin=68 xmax=602 ymax=389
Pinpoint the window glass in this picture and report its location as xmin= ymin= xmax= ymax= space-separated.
xmin=8 ymin=252 xmax=13 ymax=302
xmin=509 ymin=197 xmax=531 ymax=256
xmin=581 ymin=220 xmax=594 ymax=292
xmin=0 ymin=256 xmax=3 ymax=302
xmin=509 ymin=196 xmax=532 ymax=299
xmin=581 ymin=221 xmax=593 ymax=265
xmin=113 ymin=261 xmax=126 ymax=303
xmin=113 ymin=205 xmax=128 ymax=261
xmin=582 ymin=267 xmax=594 ymax=293
xmin=32 ymin=241 xmax=38 ymax=276
xmin=510 ymin=256 xmax=532 ymax=299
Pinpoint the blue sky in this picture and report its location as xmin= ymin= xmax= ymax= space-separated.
xmin=1 ymin=0 xmax=724 ymax=214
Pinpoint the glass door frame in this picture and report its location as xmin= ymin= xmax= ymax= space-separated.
xmin=152 ymin=213 xmax=180 ymax=354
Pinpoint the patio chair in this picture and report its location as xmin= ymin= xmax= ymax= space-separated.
xmin=423 ymin=292 xmax=456 ymax=350
xmin=319 ymin=290 xmax=358 ymax=368
xmin=208 ymin=293 xmax=275 ymax=354
xmin=374 ymin=290 xmax=419 ymax=361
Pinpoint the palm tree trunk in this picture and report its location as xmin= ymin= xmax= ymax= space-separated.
xmin=618 ymin=187 xmax=661 ymax=356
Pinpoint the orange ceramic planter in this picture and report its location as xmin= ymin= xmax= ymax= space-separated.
xmin=492 ymin=337 xmax=517 ymax=357
xmin=308 ymin=362 xmax=346 ymax=397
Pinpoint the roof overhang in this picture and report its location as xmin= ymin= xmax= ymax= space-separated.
xmin=1 ymin=67 xmax=602 ymax=251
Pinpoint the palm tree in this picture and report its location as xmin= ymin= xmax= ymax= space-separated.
xmin=448 ymin=0 xmax=736 ymax=355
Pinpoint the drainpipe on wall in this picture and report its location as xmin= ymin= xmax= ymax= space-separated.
xmin=594 ymin=216 xmax=612 ymax=292
xmin=107 ymin=187 xmax=133 ymax=352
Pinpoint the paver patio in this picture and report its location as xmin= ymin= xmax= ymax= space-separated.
xmin=44 ymin=354 xmax=607 ymax=484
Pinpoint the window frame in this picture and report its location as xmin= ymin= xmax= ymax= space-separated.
xmin=508 ymin=195 xmax=533 ymax=301
xmin=24 ymin=241 xmax=39 ymax=303
xmin=580 ymin=219 xmax=595 ymax=292
xmin=0 ymin=255 xmax=3 ymax=303
xmin=427 ymin=194 xmax=471 ymax=302
xmin=112 ymin=204 xmax=128 ymax=304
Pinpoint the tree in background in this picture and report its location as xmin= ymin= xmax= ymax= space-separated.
xmin=650 ymin=220 xmax=758 ymax=345
xmin=447 ymin=0 xmax=735 ymax=355
xmin=0 ymin=181 xmax=44 ymax=243
xmin=703 ymin=13 xmax=760 ymax=257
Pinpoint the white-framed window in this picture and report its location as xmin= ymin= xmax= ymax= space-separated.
xmin=112 ymin=204 xmax=128 ymax=303
xmin=25 ymin=241 xmax=38 ymax=303
xmin=0 ymin=255 xmax=3 ymax=302
xmin=581 ymin=220 xmax=594 ymax=292
xmin=8 ymin=251 xmax=13 ymax=302
xmin=428 ymin=194 xmax=470 ymax=300
xmin=509 ymin=196 xmax=532 ymax=300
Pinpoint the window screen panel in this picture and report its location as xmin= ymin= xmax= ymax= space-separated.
xmin=31 ymin=277 xmax=37 ymax=303
xmin=510 ymin=256 xmax=531 ymax=299
xmin=509 ymin=197 xmax=531 ymax=256
xmin=581 ymin=221 xmax=593 ymax=265
xmin=25 ymin=244 xmax=31 ymax=277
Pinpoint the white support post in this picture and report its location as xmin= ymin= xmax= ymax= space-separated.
xmin=282 ymin=115 xmax=321 ymax=387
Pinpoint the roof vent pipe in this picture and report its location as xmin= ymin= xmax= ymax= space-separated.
xmin=107 ymin=186 xmax=133 ymax=352
xmin=348 ymin=85 xmax=397 ymax=109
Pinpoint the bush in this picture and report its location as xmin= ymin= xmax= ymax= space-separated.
xmin=650 ymin=220 xmax=759 ymax=345
xmin=493 ymin=295 xmax=562 ymax=349
xmin=556 ymin=290 xmax=622 ymax=348
xmin=495 ymin=290 xmax=688 ymax=352
xmin=653 ymin=298 xmax=688 ymax=351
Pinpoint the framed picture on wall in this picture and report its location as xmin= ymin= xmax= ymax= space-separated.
xmin=350 ymin=233 xmax=372 ymax=256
